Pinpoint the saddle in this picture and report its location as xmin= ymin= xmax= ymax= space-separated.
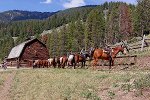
xmin=103 ymin=48 xmax=113 ymax=56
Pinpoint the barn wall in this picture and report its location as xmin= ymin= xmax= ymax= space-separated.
xmin=20 ymin=41 xmax=50 ymax=61
xmin=6 ymin=58 xmax=31 ymax=67
xmin=6 ymin=58 xmax=18 ymax=67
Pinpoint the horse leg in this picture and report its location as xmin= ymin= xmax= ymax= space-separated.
xmin=109 ymin=59 xmax=111 ymax=70
xmin=37 ymin=62 xmax=40 ymax=68
xmin=80 ymin=62 xmax=82 ymax=68
xmin=77 ymin=62 xmax=79 ymax=68
xmin=43 ymin=61 xmax=45 ymax=68
xmin=74 ymin=62 xmax=76 ymax=69
xmin=63 ymin=62 xmax=66 ymax=69
xmin=58 ymin=63 xmax=60 ymax=68
xmin=81 ymin=61 xmax=84 ymax=68
xmin=62 ymin=63 xmax=65 ymax=69
xmin=93 ymin=59 xmax=98 ymax=70
xmin=109 ymin=57 xmax=112 ymax=70
xmin=83 ymin=61 xmax=86 ymax=69
xmin=67 ymin=61 xmax=71 ymax=68
xmin=46 ymin=61 xmax=48 ymax=68
xmin=53 ymin=62 xmax=55 ymax=68
xmin=112 ymin=60 xmax=114 ymax=66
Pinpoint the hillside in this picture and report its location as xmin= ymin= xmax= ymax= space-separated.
xmin=0 ymin=10 xmax=56 ymax=23
xmin=0 ymin=5 xmax=96 ymax=23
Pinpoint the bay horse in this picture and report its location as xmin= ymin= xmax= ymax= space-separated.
xmin=74 ymin=53 xmax=90 ymax=68
xmin=56 ymin=57 xmax=61 ymax=68
xmin=90 ymin=45 xmax=127 ymax=70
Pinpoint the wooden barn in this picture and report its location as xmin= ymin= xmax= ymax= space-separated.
xmin=6 ymin=38 xmax=49 ymax=68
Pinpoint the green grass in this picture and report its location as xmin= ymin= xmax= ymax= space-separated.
xmin=7 ymin=68 xmax=150 ymax=100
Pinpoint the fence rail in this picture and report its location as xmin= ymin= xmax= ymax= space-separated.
xmin=127 ymin=36 xmax=150 ymax=51
xmin=115 ymin=55 xmax=137 ymax=58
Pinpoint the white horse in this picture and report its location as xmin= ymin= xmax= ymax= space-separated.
xmin=48 ymin=58 xmax=55 ymax=67
xmin=67 ymin=54 xmax=75 ymax=68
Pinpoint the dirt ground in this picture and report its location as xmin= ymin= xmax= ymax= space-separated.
xmin=98 ymin=84 xmax=150 ymax=100
xmin=96 ymin=56 xmax=150 ymax=100
xmin=0 ymin=71 xmax=16 ymax=100
xmin=94 ymin=56 xmax=150 ymax=70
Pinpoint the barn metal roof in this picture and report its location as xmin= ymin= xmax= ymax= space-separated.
xmin=7 ymin=39 xmax=36 ymax=59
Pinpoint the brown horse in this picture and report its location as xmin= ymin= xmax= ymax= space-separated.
xmin=90 ymin=45 xmax=127 ymax=70
xmin=33 ymin=59 xmax=49 ymax=68
xmin=56 ymin=57 xmax=61 ymax=68
xmin=74 ymin=53 xmax=90 ymax=68
xmin=60 ymin=55 xmax=68 ymax=68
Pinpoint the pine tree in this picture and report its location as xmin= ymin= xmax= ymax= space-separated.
xmin=119 ymin=3 xmax=133 ymax=40
xmin=106 ymin=2 xmax=120 ymax=44
xmin=85 ymin=9 xmax=105 ymax=48
xmin=135 ymin=0 xmax=150 ymax=36
xmin=74 ymin=19 xmax=85 ymax=51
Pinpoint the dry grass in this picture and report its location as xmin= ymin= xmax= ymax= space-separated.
xmin=0 ymin=71 xmax=12 ymax=88
xmin=7 ymin=68 xmax=150 ymax=100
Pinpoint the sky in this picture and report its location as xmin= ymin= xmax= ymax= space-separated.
xmin=0 ymin=0 xmax=137 ymax=12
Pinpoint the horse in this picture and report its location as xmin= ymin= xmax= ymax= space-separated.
xmin=90 ymin=45 xmax=127 ymax=70
xmin=33 ymin=59 xmax=49 ymax=68
xmin=33 ymin=60 xmax=40 ymax=68
xmin=42 ymin=60 xmax=49 ymax=68
xmin=55 ymin=57 xmax=61 ymax=68
xmin=74 ymin=53 xmax=90 ymax=68
xmin=48 ymin=57 xmax=56 ymax=68
xmin=59 ymin=55 xmax=68 ymax=68
xmin=68 ymin=54 xmax=75 ymax=69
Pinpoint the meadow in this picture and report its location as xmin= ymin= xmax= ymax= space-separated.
xmin=0 ymin=68 xmax=149 ymax=100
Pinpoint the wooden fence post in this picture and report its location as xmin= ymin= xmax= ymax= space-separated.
xmin=141 ymin=34 xmax=145 ymax=51
xmin=17 ymin=58 xmax=20 ymax=69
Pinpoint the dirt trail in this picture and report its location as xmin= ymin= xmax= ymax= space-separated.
xmin=0 ymin=71 xmax=16 ymax=100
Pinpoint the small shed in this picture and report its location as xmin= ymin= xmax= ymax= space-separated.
xmin=7 ymin=38 xmax=49 ymax=68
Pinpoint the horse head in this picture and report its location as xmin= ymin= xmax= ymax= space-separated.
xmin=121 ymin=41 xmax=130 ymax=52
xmin=113 ymin=45 xmax=127 ymax=56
